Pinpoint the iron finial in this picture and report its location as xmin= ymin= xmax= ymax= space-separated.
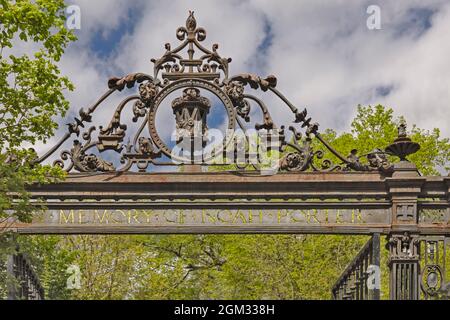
xmin=398 ymin=119 xmax=407 ymax=138
xmin=186 ymin=10 xmax=196 ymax=31
xmin=385 ymin=121 xmax=420 ymax=161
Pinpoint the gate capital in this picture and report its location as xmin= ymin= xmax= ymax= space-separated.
xmin=386 ymin=231 xmax=421 ymax=300
xmin=386 ymin=168 xmax=425 ymax=225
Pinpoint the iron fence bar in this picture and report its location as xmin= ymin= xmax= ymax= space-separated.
xmin=6 ymin=250 xmax=44 ymax=300
xmin=6 ymin=255 xmax=16 ymax=300
xmin=332 ymin=233 xmax=380 ymax=300
xmin=416 ymin=235 xmax=450 ymax=300
xmin=371 ymin=233 xmax=381 ymax=299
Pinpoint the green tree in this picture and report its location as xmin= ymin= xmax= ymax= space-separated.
xmin=0 ymin=0 xmax=76 ymax=232
xmin=315 ymin=105 xmax=450 ymax=175
xmin=17 ymin=235 xmax=76 ymax=299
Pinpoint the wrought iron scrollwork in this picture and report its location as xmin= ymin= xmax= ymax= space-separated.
xmin=35 ymin=12 xmax=412 ymax=174
xmin=224 ymin=81 xmax=250 ymax=122
xmin=227 ymin=73 xmax=277 ymax=92
xmin=417 ymin=237 xmax=450 ymax=300
xmin=345 ymin=148 xmax=393 ymax=173
xmin=70 ymin=140 xmax=115 ymax=172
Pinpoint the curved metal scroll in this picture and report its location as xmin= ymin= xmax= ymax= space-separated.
xmin=35 ymin=12 xmax=394 ymax=174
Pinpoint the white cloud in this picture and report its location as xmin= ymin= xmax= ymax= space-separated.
xmin=113 ymin=0 xmax=266 ymax=75
xmin=249 ymin=0 xmax=450 ymax=135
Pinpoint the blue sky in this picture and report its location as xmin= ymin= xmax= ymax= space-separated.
xmin=27 ymin=0 xmax=450 ymax=169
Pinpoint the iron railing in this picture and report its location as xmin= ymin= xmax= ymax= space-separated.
xmin=332 ymin=234 xmax=380 ymax=300
xmin=419 ymin=236 xmax=450 ymax=300
xmin=6 ymin=252 xmax=44 ymax=300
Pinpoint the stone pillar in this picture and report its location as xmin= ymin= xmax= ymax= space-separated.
xmin=385 ymin=122 xmax=423 ymax=300
xmin=386 ymin=232 xmax=420 ymax=300
xmin=387 ymin=161 xmax=424 ymax=226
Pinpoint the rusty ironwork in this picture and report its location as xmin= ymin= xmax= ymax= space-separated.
xmin=33 ymin=12 xmax=399 ymax=174
xmin=6 ymin=250 xmax=44 ymax=300
xmin=387 ymin=232 xmax=421 ymax=300
xmin=3 ymin=12 xmax=449 ymax=301
xmin=386 ymin=121 xmax=420 ymax=161
xmin=415 ymin=236 xmax=450 ymax=300
xmin=332 ymin=234 xmax=380 ymax=300
xmin=386 ymin=234 xmax=450 ymax=300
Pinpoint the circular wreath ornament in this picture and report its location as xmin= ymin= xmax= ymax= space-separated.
xmin=148 ymin=78 xmax=236 ymax=163
xmin=421 ymin=264 xmax=443 ymax=296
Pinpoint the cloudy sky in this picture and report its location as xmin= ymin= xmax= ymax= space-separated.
xmin=31 ymin=0 xmax=450 ymax=162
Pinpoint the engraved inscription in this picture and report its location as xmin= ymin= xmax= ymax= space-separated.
xmin=33 ymin=208 xmax=390 ymax=227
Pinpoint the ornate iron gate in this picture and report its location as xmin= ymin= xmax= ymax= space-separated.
xmin=6 ymin=250 xmax=44 ymax=300
xmin=386 ymin=234 xmax=450 ymax=300
xmin=2 ymin=12 xmax=449 ymax=300
xmin=418 ymin=236 xmax=450 ymax=299
xmin=420 ymin=236 xmax=450 ymax=299
xmin=334 ymin=234 xmax=450 ymax=300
